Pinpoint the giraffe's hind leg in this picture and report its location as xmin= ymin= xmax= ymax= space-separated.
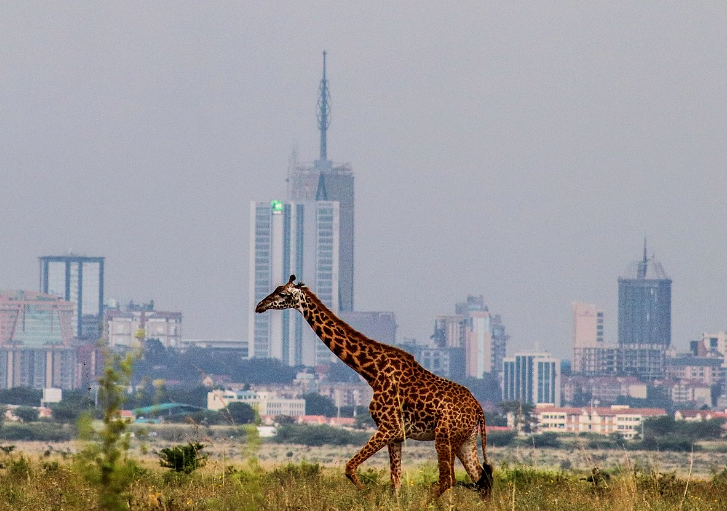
xmin=456 ymin=431 xmax=483 ymax=484
xmin=345 ymin=430 xmax=391 ymax=490
xmin=388 ymin=441 xmax=402 ymax=491
xmin=456 ymin=428 xmax=493 ymax=498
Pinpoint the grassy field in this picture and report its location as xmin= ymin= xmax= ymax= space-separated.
xmin=2 ymin=437 xmax=727 ymax=510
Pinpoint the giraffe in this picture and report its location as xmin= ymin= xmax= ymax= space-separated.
xmin=255 ymin=275 xmax=494 ymax=498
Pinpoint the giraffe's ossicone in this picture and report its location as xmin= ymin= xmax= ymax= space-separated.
xmin=256 ymin=275 xmax=494 ymax=498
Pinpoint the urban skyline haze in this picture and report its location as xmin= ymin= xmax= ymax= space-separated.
xmin=1 ymin=3 xmax=726 ymax=359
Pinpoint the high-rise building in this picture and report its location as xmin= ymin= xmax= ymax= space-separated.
xmin=39 ymin=255 xmax=105 ymax=340
xmin=618 ymin=241 xmax=671 ymax=378
xmin=502 ymin=352 xmax=561 ymax=406
xmin=433 ymin=295 xmax=508 ymax=378
xmin=572 ymin=302 xmax=608 ymax=374
xmin=0 ymin=290 xmax=78 ymax=389
xmin=249 ymin=199 xmax=340 ymax=366
xmin=288 ymin=52 xmax=355 ymax=312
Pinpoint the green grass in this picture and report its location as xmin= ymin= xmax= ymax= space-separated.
xmin=1 ymin=452 xmax=727 ymax=510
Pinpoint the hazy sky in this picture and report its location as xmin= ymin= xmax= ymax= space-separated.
xmin=2 ymin=3 xmax=726 ymax=359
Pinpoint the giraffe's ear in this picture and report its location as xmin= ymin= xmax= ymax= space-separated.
xmin=288 ymin=275 xmax=296 ymax=284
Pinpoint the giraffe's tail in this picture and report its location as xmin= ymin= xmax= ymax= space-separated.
xmin=475 ymin=408 xmax=494 ymax=495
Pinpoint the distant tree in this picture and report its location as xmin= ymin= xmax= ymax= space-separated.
xmin=454 ymin=374 xmax=501 ymax=403
xmin=224 ymin=402 xmax=257 ymax=425
xmin=642 ymin=415 xmax=674 ymax=437
xmin=164 ymin=409 xmax=224 ymax=425
xmin=143 ymin=338 xmax=169 ymax=366
xmin=158 ymin=442 xmax=207 ymax=474
xmin=0 ymin=388 xmax=42 ymax=406
xmin=302 ymin=393 xmax=336 ymax=417
xmin=14 ymin=406 xmax=39 ymax=423
xmin=500 ymin=401 xmax=535 ymax=432
xmin=163 ymin=386 xmax=211 ymax=408
xmin=0 ymin=404 xmax=7 ymax=425
xmin=325 ymin=363 xmax=359 ymax=383
xmin=50 ymin=401 xmax=85 ymax=424
xmin=275 ymin=415 xmax=296 ymax=425
xmin=354 ymin=413 xmax=376 ymax=430
xmin=485 ymin=412 xmax=508 ymax=427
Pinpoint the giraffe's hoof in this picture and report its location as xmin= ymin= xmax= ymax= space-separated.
xmin=345 ymin=471 xmax=365 ymax=490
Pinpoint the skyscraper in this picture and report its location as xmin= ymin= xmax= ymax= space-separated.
xmin=248 ymin=199 xmax=340 ymax=366
xmin=39 ymin=255 xmax=105 ymax=340
xmin=502 ymin=352 xmax=561 ymax=406
xmin=617 ymin=241 xmax=671 ymax=378
xmin=288 ymin=52 xmax=355 ymax=312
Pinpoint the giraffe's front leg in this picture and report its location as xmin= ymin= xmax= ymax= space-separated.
xmin=345 ymin=430 xmax=391 ymax=490
xmin=388 ymin=441 xmax=402 ymax=491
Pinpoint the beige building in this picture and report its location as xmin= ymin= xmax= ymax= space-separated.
xmin=572 ymin=302 xmax=615 ymax=374
xmin=534 ymin=403 xmax=665 ymax=439
xmin=562 ymin=375 xmax=647 ymax=406
xmin=106 ymin=302 xmax=181 ymax=348
xmin=318 ymin=382 xmax=373 ymax=409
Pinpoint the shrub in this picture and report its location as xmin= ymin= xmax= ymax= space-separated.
xmin=13 ymin=406 xmax=39 ymax=423
xmin=271 ymin=424 xmax=370 ymax=446
xmin=0 ymin=423 xmax=72 ymax=442
xmin=486 ymin=429 xmax=517 ymax=447
xmin=158 ymin=442 xmax=208 ymax=474
xmin=269 ymin=461 xmax=321 ymax=483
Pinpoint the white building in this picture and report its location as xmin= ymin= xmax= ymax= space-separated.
xmin=534 ymin=404 xmax=666 ymax=439
xmin=207 ymin=389 xmax=305 ymax=417
xmin=249 ymin=200 xmax=340 ymax=366
xmin=106 ymin=304 xmax=182 ymax=349
xmin=502 ymin=352 xmax=561 ymax=407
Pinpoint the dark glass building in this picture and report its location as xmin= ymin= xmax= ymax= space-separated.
xmin=617 ymin=243 xmax=671 ymax=378
xmin=39 ymin=255 xmax=105 ymax=340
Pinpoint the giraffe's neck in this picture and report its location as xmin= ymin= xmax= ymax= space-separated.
xmin=297 ymin=288 xmax=383 ymax=382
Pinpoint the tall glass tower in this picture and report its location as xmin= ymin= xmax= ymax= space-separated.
xmin=39 ymin=255 xmax=105 ymax=340
xmin=248 ymin=200 xmax=340 ymax=366
xmin=617 ymin=241 xmax=671 ymax=378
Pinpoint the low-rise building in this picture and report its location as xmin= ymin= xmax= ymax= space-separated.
xmin=105 ymin=301 xmax=181 ymax=349
xmin=534 ymin=403 xmax=666 ymax=439
xmin=562 ymin=375 xmax=647 ymax=406
xmin=206 ymin=389 xmax=305 ymax=417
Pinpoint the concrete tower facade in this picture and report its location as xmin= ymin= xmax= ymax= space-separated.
xmin=288 ymin=52 xmax=355 ymax=312
xmin=617 ymin=241 xmax=671 ymax=378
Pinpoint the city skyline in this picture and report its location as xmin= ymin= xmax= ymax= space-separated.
xmin=1 ymin=4 xmax=726 ymax=360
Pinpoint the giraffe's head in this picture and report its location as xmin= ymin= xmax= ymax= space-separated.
xmin=255 ymin=275 xmax=305 ymax=313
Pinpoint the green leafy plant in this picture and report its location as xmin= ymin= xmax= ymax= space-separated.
xmin=158 ymin=442 xmax=208 ymax=474
xmin=75 ymin=340 xmax=143 ymax=511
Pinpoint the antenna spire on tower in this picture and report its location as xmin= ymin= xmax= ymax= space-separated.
xmin=316 ymin=51 xmax=331 ymax=163
xmin=637 ymin=237 xmax=648 ymax=279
